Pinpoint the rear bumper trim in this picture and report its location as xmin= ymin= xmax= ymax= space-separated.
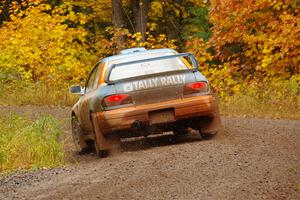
xmin=96 ymin=95 xmax=218 ymax=134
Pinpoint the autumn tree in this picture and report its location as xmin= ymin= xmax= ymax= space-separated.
xmin=210 ymin=0 xmax=300 ymax=81
xmin=110 ymin=0 xmax=150 ymax=42
xmin=111 ymin=0 xmax=125 ymax=52
xmin=131 ymin=0 xmax=150 ymax=41
xmin=0 ymin=1 xmax=97 ymax=86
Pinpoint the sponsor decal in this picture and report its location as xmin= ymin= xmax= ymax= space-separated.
xmin=123 ymin=74 xmax=186 ymax=92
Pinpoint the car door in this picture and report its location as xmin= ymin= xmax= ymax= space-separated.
xmin=79 ymin=63 xmax=101 ymax=131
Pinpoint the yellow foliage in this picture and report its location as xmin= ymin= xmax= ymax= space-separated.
xmin=104 ymin=27 xmax=178 ymax=54
xmin=0 ymin=0 xmax=298 ymax=112
xmin=0 ymin=3 xmax=97 ymax=87
xmin=63 ymin=0 xmax=111 ymax=23
xmin=185 ymin=38 xmax=240 ymax=99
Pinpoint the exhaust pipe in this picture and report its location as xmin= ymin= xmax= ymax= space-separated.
xmin=132 ymin=120 xmax=142 ymax=129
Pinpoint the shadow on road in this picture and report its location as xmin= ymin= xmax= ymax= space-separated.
xmin=68 ymin=131 xmax=210 ymax=163
xmin=120 ymin=131 xmax=203 ymax=152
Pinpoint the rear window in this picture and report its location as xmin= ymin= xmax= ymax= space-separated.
xmin=109 ymin=55 xmax=193 ymax=82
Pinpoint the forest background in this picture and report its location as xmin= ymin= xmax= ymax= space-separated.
xmin=0 ymin=0 xmax=299 ymax=119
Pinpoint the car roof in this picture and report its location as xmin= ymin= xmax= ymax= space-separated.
xmin=101 ymin=48 xmax=177 ymax=63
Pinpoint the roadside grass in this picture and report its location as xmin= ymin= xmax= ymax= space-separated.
xmin=0 ymin=113 xmax=65 ymax=175
xmin=0 ymin=80 xmax=299 ymax=119
xmin=220 ymin=94 xmax=300 ymax=120
xmin=220 ymin=80 xmax=300 ymax=120
xmin=0 ymin=82 xmax=78 ymax=106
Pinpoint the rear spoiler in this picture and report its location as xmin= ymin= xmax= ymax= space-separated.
xmin=105 ymin=53 xmax=199 ymax=84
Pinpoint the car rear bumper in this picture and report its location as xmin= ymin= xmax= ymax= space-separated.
xmin=94 ymin=95 xmax=221 ymax=135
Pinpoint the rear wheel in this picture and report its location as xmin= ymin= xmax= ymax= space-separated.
xmin=199 ymin=131 xmax=216 ymax=140
xmin=71 ymin=116 xmax=93 ymax=154
xmin=90 ymin=113 xmax=121 ymax=158
xmin=173 ymin=124 xmax=189 ymax=139
xmin=94 ymin=143 xmax=110 ymax=158
xmin=173 ymin=128 xmax=188 ymax=137
xmin=93 ymin=136 xmax=121 ymax=158
xmin=193 ymin=117 xmax=218 ymax=140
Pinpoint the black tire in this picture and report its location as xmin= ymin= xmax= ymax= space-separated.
xmin=90 ymin=113 xmax=113 ymax=158
xmin=71 ymin=115 xmax=83 ymax=151
xmin=94 ymin=143 xmax=109 ymax=158
xmin=71 ymin=116 xmax=93 ymax=154
xmin=173 ymin=125 xmax=189 ymax=138
xmin=200 ymin=131 xmax=216 ymax=140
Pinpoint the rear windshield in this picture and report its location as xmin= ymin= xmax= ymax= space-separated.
xmin=108 ymin=54 xmax=193 ymax=82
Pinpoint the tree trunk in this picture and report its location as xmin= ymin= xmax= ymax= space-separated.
xmin=131 ymin=0 xmax=139 ymax=33
xmin=112 ymin=0 xmax=124 ymax=28
xmin=132 ymin=0 xmax=150 ymax=41
xmin=112 ymin=0 xmax=125 ymax=53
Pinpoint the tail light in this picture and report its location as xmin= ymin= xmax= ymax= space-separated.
xmin=102 ymin=94 xmax=133 ymax=108
xmin=184 ymin=81 xmax=209 ymax=95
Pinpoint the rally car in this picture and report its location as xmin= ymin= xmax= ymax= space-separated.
xmin=70 ymin=47 xmax=222 ymax=157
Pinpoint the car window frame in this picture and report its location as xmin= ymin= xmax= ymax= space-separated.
xmin=105 ymin=53 xmax=198 ymax=84
xmin=84 ymin=62 xmax=101 ymax=94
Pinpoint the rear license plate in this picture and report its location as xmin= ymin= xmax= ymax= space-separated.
xmin=149 ymin=109 xmax=175 ymax=125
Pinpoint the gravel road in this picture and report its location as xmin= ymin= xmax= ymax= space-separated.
xmin=0 ymin=106 xmax=299 ymax=200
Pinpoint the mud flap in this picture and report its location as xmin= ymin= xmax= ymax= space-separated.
xmin=91 ymin=113 xmax=121 ymax=155
xmin=200 ymin=114 xmax=222 ymax=134
xmin=91 ymin=113 xmax=110 ymax=151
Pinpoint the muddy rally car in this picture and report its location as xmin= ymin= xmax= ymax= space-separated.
xmin=70 ymin=48 xmax=222 ymax=157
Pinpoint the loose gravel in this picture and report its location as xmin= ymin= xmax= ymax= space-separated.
xmin=0 ymin=107 xmax=299 ymax=200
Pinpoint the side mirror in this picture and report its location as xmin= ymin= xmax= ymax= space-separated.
xmin=69 ymin=85 xmax=84 ymax=95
